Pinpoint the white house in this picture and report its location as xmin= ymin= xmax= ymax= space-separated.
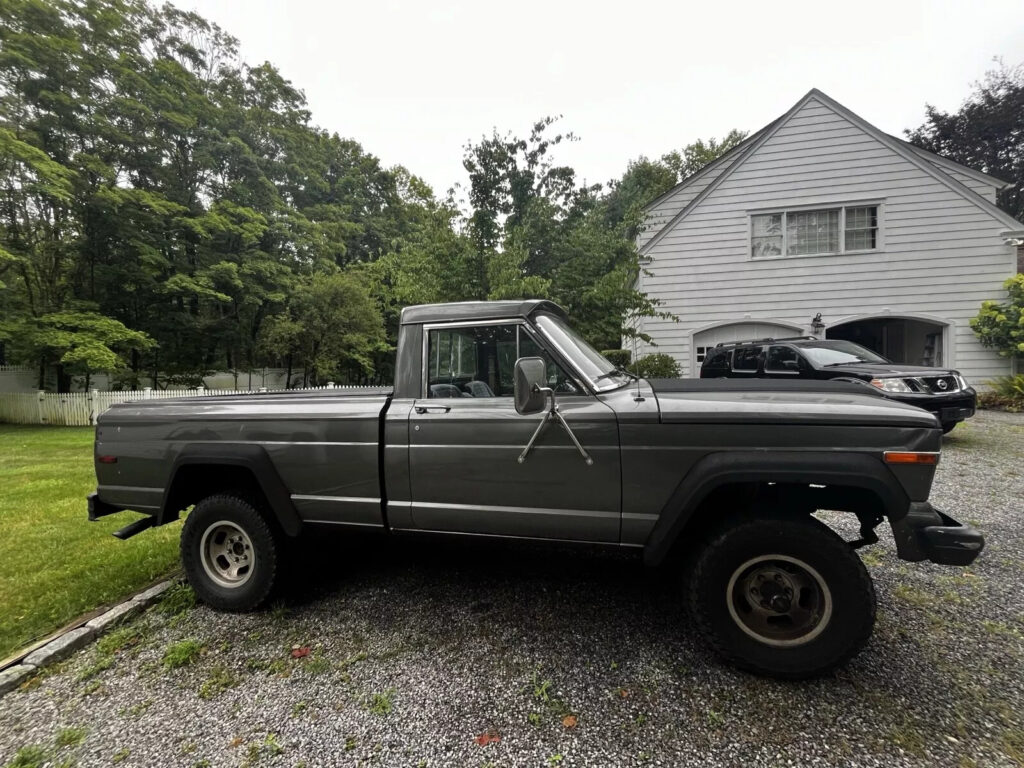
xmin=634 ymin=89 xmax=1024 ymax=384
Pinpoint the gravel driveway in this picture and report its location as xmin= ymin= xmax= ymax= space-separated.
xmin=1 ymin=411 xmax=1022 ymax=768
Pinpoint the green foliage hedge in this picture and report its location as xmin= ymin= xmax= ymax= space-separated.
xmin=633 ymin=353 xmax=681 ymax=379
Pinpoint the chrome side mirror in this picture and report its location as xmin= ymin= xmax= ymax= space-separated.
xmin=514 ymin=356 xmax=547 ymax=415
xmin=514 ymin=356 xmax=593 ymax=466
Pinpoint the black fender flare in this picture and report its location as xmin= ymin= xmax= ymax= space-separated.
xmin=160 ymin=443 xmax=302 ymax=536
xmin=643 ymin=451 xmax=909 ymax=567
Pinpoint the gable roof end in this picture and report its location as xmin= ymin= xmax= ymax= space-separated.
xmin=639 ymin=88 xmax=1024 ymax=256
xmin=641 ymin=120 xmax=777 ymax=213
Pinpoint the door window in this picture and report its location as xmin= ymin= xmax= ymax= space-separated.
xmin=765 ymin=345 xmax=801 ymax=373
xmin=732 ymin=346 xmax=762 ymax=373
xmin=426 ymin=324 xmax=576 ymax=398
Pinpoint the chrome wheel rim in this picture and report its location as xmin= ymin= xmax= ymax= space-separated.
xmin=725 ymin=554 xmax=832 ymax=647
xmin=199 ymin=521 xmax=255 ymax=589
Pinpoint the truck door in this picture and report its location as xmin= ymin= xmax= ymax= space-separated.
xmin=406 ymin=320 xmax=622 ymax=542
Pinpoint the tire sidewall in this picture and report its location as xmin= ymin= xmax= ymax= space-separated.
xmin=693 ymin=517 xmax=875 ymax=678
xmin=181 ymin=495 xmax=278 ymax=612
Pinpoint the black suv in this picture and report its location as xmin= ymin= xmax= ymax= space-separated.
xmin=700 ymin=337 xmax=976 ymax=433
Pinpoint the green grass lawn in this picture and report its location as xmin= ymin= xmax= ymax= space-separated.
xmin=0 ymin=425 xmax=180 ymax=659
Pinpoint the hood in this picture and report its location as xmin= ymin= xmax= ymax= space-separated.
xmin=646 ymin=378 xmax=939 ymax=428
xmin=814 ymin=363 xmax=958 ymax=378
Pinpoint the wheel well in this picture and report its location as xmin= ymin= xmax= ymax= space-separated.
xmin=665 ymin=480 xmax=886 ymax=564
xmin=162 ymin=464 xmax=267 ymax=524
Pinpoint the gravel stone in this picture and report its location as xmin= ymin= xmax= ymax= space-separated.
xmin=21 ymin=627 xmax=95 ymax=669
xmin=0 ymin=666 xmax=35 ymax=697
xmin=0 ymin=411 xmax=1021 ymax=767
xmin=85 ymin=601 xmax=142 ymax=634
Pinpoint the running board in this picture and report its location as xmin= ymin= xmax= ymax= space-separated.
xmin=113 ymin=516 xmax=156 ymax=540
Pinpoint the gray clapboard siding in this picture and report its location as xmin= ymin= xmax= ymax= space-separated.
xmin=637 ymin=154 xmax=740 ymax=249
xmin=636 ymin=91 xmax=1021 ymax=384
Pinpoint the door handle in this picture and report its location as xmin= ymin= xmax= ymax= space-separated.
xmin=415 ymin=405 xmax=451 ymax=414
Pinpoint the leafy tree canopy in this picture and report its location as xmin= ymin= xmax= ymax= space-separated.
xmin=907 ymin=61 xmax=1024 ymax=222
xmin=0 ymin=0 xmax=743 ymax=386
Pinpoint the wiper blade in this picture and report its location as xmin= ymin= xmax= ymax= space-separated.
xmin=594 ymin=368 xmax=638 ymax=383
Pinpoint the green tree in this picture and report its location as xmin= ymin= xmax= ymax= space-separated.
xmin=259 ymin=272 xmax=386 ymax=386
xmin=461 ymin=118 xmax=665 ymax=350
xmin=1 ymin=310 xmax=154 ymax=390
xmin=602 ymin=131 xmax=749 ymax=240
xmin=660 ymin=129 xmax=749 ymax=182
xmin=907 ymin=61 xmax=1024 ymax=222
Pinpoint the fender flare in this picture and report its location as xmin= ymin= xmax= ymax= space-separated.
xmin=160 ymin=443 xmax=302 ymax=536
xmin=642 ymin=451 xmax=908 ymax=566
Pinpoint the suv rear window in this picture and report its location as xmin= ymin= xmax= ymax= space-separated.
xmin=702 ymin=347 xmax=730 ymax=370
xmin=732 ymin=347 xmax=762 ymax=372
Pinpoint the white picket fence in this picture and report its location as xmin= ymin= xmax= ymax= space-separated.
xmin=0 ymin=384 xmax=374 ymax=427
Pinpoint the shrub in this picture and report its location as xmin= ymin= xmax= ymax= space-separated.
xmin=633 ymin=353 xmax=681 ymax=379
xmin=978 ymin=374 xmax=1024 ymax=412
xmin=601 ymin=349 xmax=631 ymax=368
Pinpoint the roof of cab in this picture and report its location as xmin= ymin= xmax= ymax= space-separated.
xmin=399 ymin=299 xmax=567 ymax=325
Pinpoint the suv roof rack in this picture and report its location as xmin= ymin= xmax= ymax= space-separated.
xmin=713 ymin=336 xmax=818 ymax=349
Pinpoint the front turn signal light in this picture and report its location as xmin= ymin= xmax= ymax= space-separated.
xmin=883 ymin=451 xmax=939 ymax=465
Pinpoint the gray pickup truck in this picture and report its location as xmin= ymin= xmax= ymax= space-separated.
xmin=88 ymin=300 xmax=983 ymax=678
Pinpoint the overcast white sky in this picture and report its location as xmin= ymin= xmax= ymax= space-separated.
xmin=182 ymin=0 xmax=1024 ymax=197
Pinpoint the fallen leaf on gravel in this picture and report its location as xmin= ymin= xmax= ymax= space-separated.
xmin=229 ymin=737 xmax=243 ymax=748
xmin=562 ymin=715 xmax=578 ymax=729
xmin=475 ymin=730 xmax=501 ymax=746
xmin=618 ymin=688 xmax=629 ymax=698
xmin=291 ymin=646 xmax=311 ymax=658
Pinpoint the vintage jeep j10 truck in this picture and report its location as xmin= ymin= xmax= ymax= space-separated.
xmin=88 ymin=300 xmax=983 ymax=678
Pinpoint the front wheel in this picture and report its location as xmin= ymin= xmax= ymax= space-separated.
xmin=687 ymin=516 xmax=876 ymax=679
xmin=181 ymin=494 xmax=279 ymax=612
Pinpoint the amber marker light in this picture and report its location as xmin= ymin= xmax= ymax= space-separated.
xmin=883 ymin=452 xmax=939 ymax=465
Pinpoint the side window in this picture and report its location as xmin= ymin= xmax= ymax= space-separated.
xmin=765 ymin=345 xmax=800 ymax=372
xmin=732 ymin=346 xmax=762 ymax=372
xmin=426 ymin=324 xmax=578 ymax=398
xmin=427 ymin=324 xmax=515 ymax=398
xmin=702 ymin=347 xmax=729 ymax=370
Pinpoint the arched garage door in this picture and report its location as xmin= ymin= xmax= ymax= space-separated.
xmin=691 ymin=321 xmax=804 ymax=376
xmin=827 ymin=316 xmax=948 ymax=367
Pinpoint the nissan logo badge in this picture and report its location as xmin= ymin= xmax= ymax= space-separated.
xmin=937 ymin=379 xmax=948 ymax=390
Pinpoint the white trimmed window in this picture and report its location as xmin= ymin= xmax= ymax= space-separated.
xmin=751 ymin=204 xmax=879 ymax=258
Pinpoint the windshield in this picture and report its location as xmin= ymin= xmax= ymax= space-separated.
xmin=799 ymin=340 xmax=890 ymax=366
xmin=534 ymin=314 xmax=630 ymax=391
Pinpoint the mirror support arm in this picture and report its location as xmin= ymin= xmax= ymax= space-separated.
xmin=517 ymin=386 xmax=594 ymax=466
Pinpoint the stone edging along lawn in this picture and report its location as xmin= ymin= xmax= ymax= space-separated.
xmin=0 ymin=580 xmax=176 ymax=697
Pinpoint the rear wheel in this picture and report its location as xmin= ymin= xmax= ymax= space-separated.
xmin=687 ymin=516 xmax=875 ymax=678
xmin=181 ymin=494 xmax=279 ymax=612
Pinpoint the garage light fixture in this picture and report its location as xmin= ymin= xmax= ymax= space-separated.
xmin=810 ymin=313 xmax=825 ymax=334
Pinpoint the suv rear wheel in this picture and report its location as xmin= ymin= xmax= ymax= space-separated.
xmin=687 ymin=515 xmax=875 ymax=678
xmin=181 ymin=494 xmax=279 ymax=612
